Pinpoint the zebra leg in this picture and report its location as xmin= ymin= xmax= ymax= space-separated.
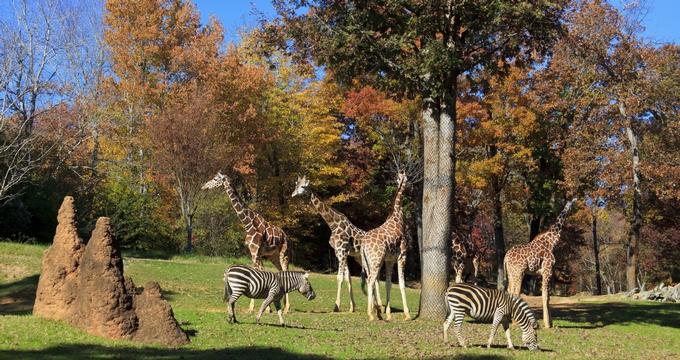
xmin=274 ymin=299 xmax=285 ymax=327
xmin=453 ymin=313 xmax=467 ymax=348
xmin=443 ymin=308 xmax=456 ymax=343
xmin=345 ymin=263 xmax=356 ymax=313
xmin=397 ymin=252 xmax=411 ymax=320
xmin=227 ymin=294 xmax=239 ymax=324
xmin=502 ymin=317 xmax=514 ymax=349
xmin=384 ymin=261 xmax=393 ymax=320
xmin=256 ymin=295 xmax=275 ymax=325
xmin=487 ymin=309 xmax=504 ymax=348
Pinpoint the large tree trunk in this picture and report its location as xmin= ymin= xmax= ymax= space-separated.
xmin=591 ymin=206 xmax=602 ymax=295
xmin=619 ymin=103 xmax=641 ymax=291
xmin=625 ymin=125 xmax=641 ymax=291
xmin=492 ymin=186 xmax=506 ymax=289
xmin=419 ymin=89 xmax=455 ymax=320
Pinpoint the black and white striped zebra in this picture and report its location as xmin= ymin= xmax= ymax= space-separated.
xmin=443 ymin=283 xmax=539 ymax=351
xmin=223 ymin=265 xmax=316 ymax=326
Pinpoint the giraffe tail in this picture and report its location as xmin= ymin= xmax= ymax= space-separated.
xmin=502 ymin=256 xmax=509 ymax=290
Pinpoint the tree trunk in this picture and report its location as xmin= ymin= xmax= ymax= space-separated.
xmin=529 ymin=216 xmax=541 ymax=241
xmin=419 ymin=89 xmax=455 ymax=320
xmin=619 ymin=103 xmax=641 ymax=291
xmin=492 ymin=186 xmax=506 ymax=289
xmin=591 ymin=206 xmax=602 ymax=295
xmin=186 ymin=213 xmax=193 ymax=252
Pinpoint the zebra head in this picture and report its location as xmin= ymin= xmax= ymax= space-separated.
xmin=291 ymin=175 xmax=310 ymax=198
xmin=298 ymin=272 xmax=316 ymax=300
xmin=522 ymin=308 xmax=539 ymax=351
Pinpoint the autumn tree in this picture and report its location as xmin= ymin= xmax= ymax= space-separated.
xmin=266 ymin=0 xmax=568 ymax=318
xmin=546 ymin=0 xmax=680 ymax=290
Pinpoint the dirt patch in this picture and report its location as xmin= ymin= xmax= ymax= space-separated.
xmin=0 ymin=264 xmax=31 ymax=280
xmin=32 ymin=196 xmax=189 ymax=347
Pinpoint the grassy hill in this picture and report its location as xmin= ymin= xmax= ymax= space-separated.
xmin=0 ymin=241 xmax=678 ymax=359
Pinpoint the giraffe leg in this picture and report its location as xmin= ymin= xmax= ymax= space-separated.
xmin=279 ymin=242 xmax=291 ymax=314
xmin=384 ymin=261 xmax=393 ymax=320
xmin=334 ymin=252 xmax=347 ymax=312
xmin=397 ymin=252 xmax=411 ymax=320
xmin=345 ymin=264 xmax=356 ymax=313
xmin=366 ymin=267 xmax=382 ymax=321
xmin=454 ymin=261 xmax=464 ymax=284
xmin=472 ymin=256 xmax=480 ymax=285
xmin=542 ymin=268 xmax=553 ymax=328
xmin=248 ymin=246 xmax=263 ymax=314
xmin=374 ymin=275 xmax=383 ymax=311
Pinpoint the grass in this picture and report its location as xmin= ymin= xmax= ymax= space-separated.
xmin=1 ymin=242 xmax=679 ymax=359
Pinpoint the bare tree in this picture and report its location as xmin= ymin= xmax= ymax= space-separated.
xmin=0 ymin=0 xmax=105 ymax=204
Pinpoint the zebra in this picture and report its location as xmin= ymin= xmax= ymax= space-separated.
xmin=443 ymin=283 xmax=539 ymax=351
xmin=223 ymin=265 xmax=316 ymax=326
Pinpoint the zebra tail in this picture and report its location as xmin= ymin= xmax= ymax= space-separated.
xmin=360 ymin=247 xmax=370 ymax=296
xmin=223 ymin=273 xmax=231 ymax=302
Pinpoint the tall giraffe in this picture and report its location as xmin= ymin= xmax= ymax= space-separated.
xmin=202 ymin=172 xmax=291 ymax=313
xmin=361 ymin=171 xmax=411 ymax=321
xmin=291 ymin=175 xmax=383 ymax=312
xmin=504 ymin=197 xmax=577 ymax=328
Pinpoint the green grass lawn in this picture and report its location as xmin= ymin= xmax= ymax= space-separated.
xmin=1 ymin=241 xmax=679 ymax=359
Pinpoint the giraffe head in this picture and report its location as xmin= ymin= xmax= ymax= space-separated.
xmin=397 ymin=170 xmax=407 ymax=188
xmin=291 ymin=175 xmax=310 ymax=198
xmin=202 ymin=172 xmax=228 ymax=190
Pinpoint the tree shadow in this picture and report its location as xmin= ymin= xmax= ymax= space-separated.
xmin=0 ymin=344 xmax=332 ymax=360
xmin=550 ymin=302 xmax=680 ymax=329
xmin=0 ymin=274 xmax=39 ymax=315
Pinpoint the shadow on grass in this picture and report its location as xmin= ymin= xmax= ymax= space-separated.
xmin=0 ymin=344 xmax=513 ymax=360
xmin=550 ymin=302 xmax=680 ymax=329
xmin=0 ymin=345 xmax=332 ymax=360
xmin=0 ymin=274 xmax=38 ymax=315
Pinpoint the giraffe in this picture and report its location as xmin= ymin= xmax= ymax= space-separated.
xmin=291 ymin=175 xmax=383 ymax=312
xmin=504 ymin=197 xmax=577 ymax=328
xmin=202 ymin=172 xmax=291 ymax=313
xmin=451 ymin=231 xmax=480 ymax=284
xmin=361 ymin=171 xmax=411 ymax=321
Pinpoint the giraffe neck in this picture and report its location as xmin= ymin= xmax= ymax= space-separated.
xmin=548 ymin=199 xmax=574 ymax=240
xmin=309 ymin=192 xmax=341 ymax=228
xmin=222 ymin=179 xmax=250 ymax=225
xmin=392 ymin=180 xmax=406 ymax=216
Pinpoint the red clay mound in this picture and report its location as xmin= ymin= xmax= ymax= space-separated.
xmin=33 ymin=197 xmax=189 ymax=347
xmin=133 ymin=281 xmax=189 ymax=347
xmin=33 ymin=196 xmax=84 ymax=320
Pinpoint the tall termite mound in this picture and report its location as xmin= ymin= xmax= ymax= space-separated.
xmin=33 ymin=197 xmax=189 ymax=347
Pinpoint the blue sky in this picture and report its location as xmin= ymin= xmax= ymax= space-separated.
xmin=194 ymin=0 xmax=679 ymax=44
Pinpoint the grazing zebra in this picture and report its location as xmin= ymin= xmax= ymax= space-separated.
xmin=443 ymin=283 xmax=539 ymax=351
xmin=223 ymin=265 xmax=316 ymax=326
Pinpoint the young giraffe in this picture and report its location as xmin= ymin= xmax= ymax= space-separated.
xmin=504 ymin=197 xmax=577 ymax=328
xmin=202 ymin=172 xmax=291 ymax=313
xmin=451 ymin=231 xmax=480 ymax=284
xmin=291 ymin=175 xmax=383 ymax=312
xmin=361 ymin=171 xmax=411 ymax=321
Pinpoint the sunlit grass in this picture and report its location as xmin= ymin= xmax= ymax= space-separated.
xmin=1 ymin=241 xmax=679 ymax=359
